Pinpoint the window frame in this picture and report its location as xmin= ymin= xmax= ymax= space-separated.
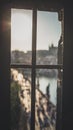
xmin=3 ymin=2 xmax=64 ymax=130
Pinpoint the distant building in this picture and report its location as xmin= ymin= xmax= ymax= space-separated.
xmin=49 ymin=44 xmax=58 ymax=56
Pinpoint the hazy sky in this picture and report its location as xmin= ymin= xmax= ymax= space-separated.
xmin=11 ymin=9 xmax=61 ymax=52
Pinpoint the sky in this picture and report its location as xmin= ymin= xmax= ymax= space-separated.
xmin=11 ymin=9 xmax=61 ymax=52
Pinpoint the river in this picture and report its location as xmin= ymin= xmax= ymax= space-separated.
xmin=38 ymin=77 xmax=57 ymax=106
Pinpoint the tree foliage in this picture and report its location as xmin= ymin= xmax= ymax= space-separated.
xmin=10 ymin=81 xmax=20 ymax=130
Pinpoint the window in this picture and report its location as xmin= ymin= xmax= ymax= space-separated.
xmin=10 ymin=5 xmax=64 ymax=130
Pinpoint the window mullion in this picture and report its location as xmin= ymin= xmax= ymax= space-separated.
xmin=36 ymin=64 xmax=63 ymax=69
xmin=31 ymin=9 xmax=37 ymax=130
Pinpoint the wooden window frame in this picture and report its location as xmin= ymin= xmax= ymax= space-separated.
xmin=1 ymin=2 xmax=64 ymax=130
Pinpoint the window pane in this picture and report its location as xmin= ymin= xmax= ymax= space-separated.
xmin=35 ymin=69 xmax=62 ymax=130
xmin=36 ymin=11 xmax=62 ymax=65
xmin=11 ymin=9 xmax=32 ymax=64
xmin=11 ymin=68 xmax=31 ymax=130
